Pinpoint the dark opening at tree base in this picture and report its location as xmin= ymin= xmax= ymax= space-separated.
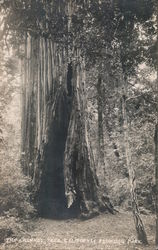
xmin=39 ymin=198 xmax=80 ymax=220
xmin=38 ymin=90 xmax=74 ymax=219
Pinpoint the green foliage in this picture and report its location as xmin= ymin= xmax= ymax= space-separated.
xmin=116 ymin=0 xmax=154 ymax=21
xmin=0 ymin=163 xmax=35 ymax=218
xmin=0 ymin=0 xmax=156 ymax=76
xmin=0 ymin=216 xmax=21 ymax=243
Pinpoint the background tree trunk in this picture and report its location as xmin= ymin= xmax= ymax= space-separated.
xmin=96 ymin=75 xmax=107 ymax=178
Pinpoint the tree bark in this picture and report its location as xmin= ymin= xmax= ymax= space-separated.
xmin=63 ymin=52 xmax=114 ymax=218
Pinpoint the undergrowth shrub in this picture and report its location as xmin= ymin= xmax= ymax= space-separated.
xmin=0 ymin=149 xmax=35 ymax=243
xmin=0 ymin=162 xmax=35 ymax=218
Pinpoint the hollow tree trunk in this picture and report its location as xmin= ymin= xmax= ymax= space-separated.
xmin=122 ymin=88 xmax=148 ymax=245
xmin=21 ymin=37 xmax=114 ymax=218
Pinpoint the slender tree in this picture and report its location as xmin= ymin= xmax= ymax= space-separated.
xmin=122 ymin=81 xmax=148 ymax=245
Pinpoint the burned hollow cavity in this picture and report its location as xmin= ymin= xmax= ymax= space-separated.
xmin=38 ymin=63 xmax=79 ymax=219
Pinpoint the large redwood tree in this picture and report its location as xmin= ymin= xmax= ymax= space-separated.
xmin=17 ymin=0 xmax=114 ymax=219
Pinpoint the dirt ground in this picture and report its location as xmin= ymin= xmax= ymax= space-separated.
xmin=1 ymin=211 xmax=155 ymax=250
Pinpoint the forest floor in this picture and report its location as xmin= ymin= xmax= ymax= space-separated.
xmin=0 ymin=210 xmax=155 ymax=250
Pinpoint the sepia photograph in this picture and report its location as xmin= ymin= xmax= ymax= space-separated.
xmin=0 ymin=0 xmax=157 ymax=249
